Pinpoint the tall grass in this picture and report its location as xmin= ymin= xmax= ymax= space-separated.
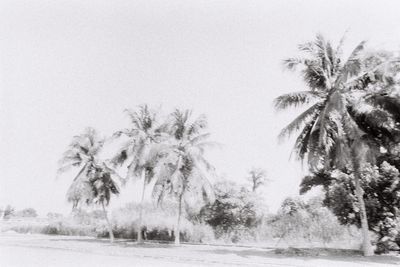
xmin=1 ymin=202 xmax=361 ymax=249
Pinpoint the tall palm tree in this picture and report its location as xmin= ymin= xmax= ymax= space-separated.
xmin=274 ymin=34 xmax=400 ymax=256
xmin=58 ymin=128 xmax=121 ymax=243
xmin=152 ymin=109 xmax=215 ymax=245
xmin=112 ymin=105 xmax=168 ymax=243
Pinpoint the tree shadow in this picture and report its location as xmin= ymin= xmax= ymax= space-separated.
xmin=49 ymin=238 xmax=173 ymax=248
xmin=198 ymin=247 xmax=400 ymax=265
xmin=47 ymin=238 xmax=400 ymax=265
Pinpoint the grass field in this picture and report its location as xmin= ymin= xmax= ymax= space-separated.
xmin=1 ymin=233 xmax=399 ymax=267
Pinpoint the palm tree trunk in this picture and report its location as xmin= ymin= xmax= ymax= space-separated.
xmin=101 ymin=202 xmax=114 ymax=243
xmin=174 ymin=193 xmax=183 ymax=245
xmin=350 ymin=148 xmax=373 ymax=256
xmin=137 ymin=168 xmax=146 ymax=244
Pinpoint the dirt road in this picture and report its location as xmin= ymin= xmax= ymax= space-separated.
xmin=0 ymin=233 xmax=398 ymax=267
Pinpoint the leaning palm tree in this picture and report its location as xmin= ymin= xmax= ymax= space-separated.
xmin=58 ymin=127 xmax=105 ymax=210
xmin=112 ymin=105 xmax=168 ymax=243
xmin=89 ymin=164 xmax=120 ymax=243
xmin=274 ymin=34 xmax=400 ymax=256
xmin=58 ymin=128 xmax=121 ymax=243
xmin=152 ymin=109 xmax=215 ymax=245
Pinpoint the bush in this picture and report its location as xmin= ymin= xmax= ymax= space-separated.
xmin=41 ymin=221 xmax=96 ymax=236
xmin=110 ymin=202 xmax=193 ymax=241
xmin=301 ymin=160 xmax=400 ymax=253
xmin=3 ymin=205 xmax=15 ymax=219
xmin=215 ymin=228 xmax=256 ymax=244
xmin=9 ymin=224 xmax=44 ymax=234
xmin=270 ymin=197 xmax=347 ymax=244
xmin=185 ymin=223 xmax=215 ymax=243
xmin=199 ymin=179 xmax=266 ymax=237
xmin=16 ymin=208 xmax=38 ymax=218
xmin=375 ymin=217 xmax=400 ymax=254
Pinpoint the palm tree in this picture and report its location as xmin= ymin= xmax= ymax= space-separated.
xmin=58 ymin=128 xmax=121 ymax=243
xmin=58 ymin=128 xmax=104 ymax=210
xmin=89 ymin=164 xmax=120 ymax=243
xmin=247 ymin=168 xmax=267 ymax=192
xmin=112 ymin=105 xmax=168 ymax=243
xmin=274 ymin=34 xmax=400 ymax=256
xmin=152 ymin=109 xmax=215 ymax=245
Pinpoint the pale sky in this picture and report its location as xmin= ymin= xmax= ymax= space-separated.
xmin=1 ymin=0 xmax=400 ymax=215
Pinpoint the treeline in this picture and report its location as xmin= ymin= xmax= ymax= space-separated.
xmin=2 ymin=183 xmax=360 ymax=249
xmin=0 ymin=206 xmax=38 ymax=219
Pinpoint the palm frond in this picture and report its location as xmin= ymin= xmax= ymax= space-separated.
xmin=102 ymin=162 xmax=126 ymax=186
xmin=283 ymin=57 xmax=306 ymax=71
xmin=187 ymin=115 xmax=207 ymax=137
xmin=274 ymin=91 xmax=323 ymax=111
xmin=66 ymin=176 xmax=93 ymax=208
xmin=278 ymin=102 xmax=323 ymax=141
xmin=337 ymin=41 xmax=366 ymax=83
xmin=188 ymin=133 xmax=211 ymax=145
xmin=291 ymin=111 xmax=319 ymax=161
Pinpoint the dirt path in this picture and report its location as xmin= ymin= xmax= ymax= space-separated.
xmin=0 ymin=233 xmax=398 ymax=267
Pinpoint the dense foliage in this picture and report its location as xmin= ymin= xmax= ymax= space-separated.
xmin=301 ymin=151 xmax=400 ymax=252
xmin=267 ymin=196 xmax=357 ymax=246
xmin=199 ymin=179 xmax=265 ymax=239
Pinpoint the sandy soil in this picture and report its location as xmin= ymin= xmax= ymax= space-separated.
xmin=0 ymin=233 xmax=398 ymax=267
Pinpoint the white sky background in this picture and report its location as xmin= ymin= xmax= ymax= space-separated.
xmin=1 ymin=0 xmax=400 ymax=215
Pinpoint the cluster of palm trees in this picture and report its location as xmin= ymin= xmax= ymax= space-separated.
xmin=275 ymin=34 xmax=400 ymax=256
xmin=57 ymin=34 xmax=400 ymax=256
xmin=58 ymin=107 xmax=216 ymax=245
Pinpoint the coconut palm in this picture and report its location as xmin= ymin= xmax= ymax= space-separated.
xmin=111 ymin=105 xmax=168 ymax=243
xmin=274 ymin=34 xmax=400 ymax=256
xmin=58 ymin=127 xmax=121 ymax=243
xmin=152 ymin=109 xmax=215 ymax=245
xmin=58 ymin=128 xmax=105 ymax=210
xmin=247 ymin=167 xmax=267 ymax=192
xmin=89 ymin=164 xmax=120 ymax=243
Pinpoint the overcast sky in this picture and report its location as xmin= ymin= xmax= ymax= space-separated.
xmin=1 ymin=0 xmax=400 ymax=215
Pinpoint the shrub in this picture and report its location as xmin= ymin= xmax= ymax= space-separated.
xmin=3 ymin=205 xmax=15 ymax=219
xmin=110 ymin=202 xmax=193 ymax=241
xmin=9 ymin=224 xmax=44 ymax=234
xmin=301 ymin=160 xmax=400 ymax=253
xmin=263 ymin=196 xmax=362 ymax=248
xmin=41 ymin=221 xmax=95 ymax=236
xmin=199 ymin=180 xmax=266 ymax=236
xmin=16 ymin=208 xmax=38 ymax=218
xmin=185 ymin=223 xmax=215 ymax=243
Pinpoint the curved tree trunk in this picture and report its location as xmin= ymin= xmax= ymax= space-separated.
xmin=174 ymin=193 xmax=183 ymax=245
xmin=137 ymin=169 xmax=146 ymax=244
xmin=101 ymin=202 xmax=114 ymax=243
xmin=350 ymin=148 xmax=373 ymax=256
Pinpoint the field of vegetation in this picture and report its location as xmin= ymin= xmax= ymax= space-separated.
xmin=1 ymin=195 xmax=364 ymax=249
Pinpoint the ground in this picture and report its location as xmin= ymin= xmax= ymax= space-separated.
xmin=0 ymin=233 xmax=399 ymax=267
